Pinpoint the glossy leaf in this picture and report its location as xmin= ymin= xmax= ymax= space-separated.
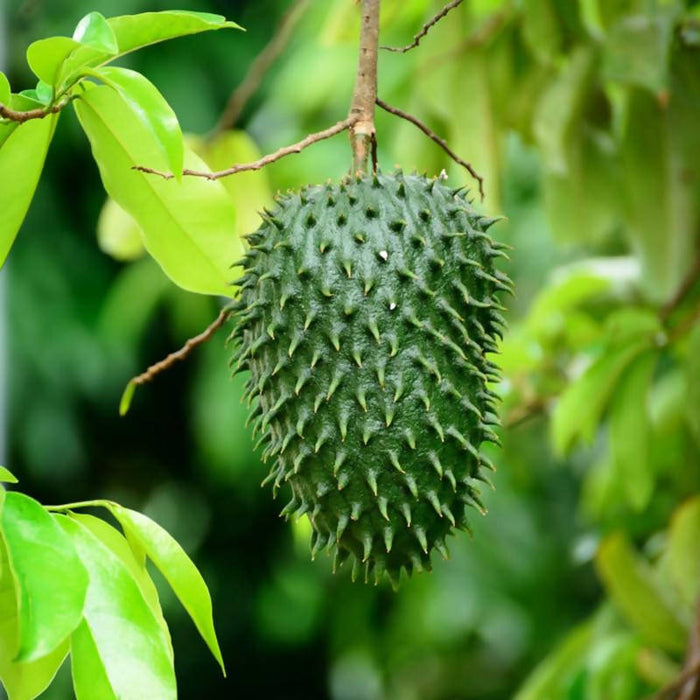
xmin=97 ymin=197 xmax=145 ymax=261
xmin=70 ymin=513 xmax=172 ymax=660
xmin=552 ymin=340 xmax=650 ymax=455
xmin=0 ymin=539 xmax=69 ymax=700
xmin=74 ymin=84 xmax=240 ymax=296
xmin=609 ymin=351 xmax=657 ymax=511
xmin=596 ymin=532 xmax=688 ymax=653
xmin=70 ymin=620 xmax=116 ymax=700
xmin=109 ymin=504 xmax=225 ymax=673
xmin=72 ymin=12 xmax=118 ymax=54
xmin=0 ymin=467 xmax=18 ymax=484
xmin=26 ymin=37 xmax=83 ymax=86
xmin=97 ymin=67 xmax=183 ymax=177
xmin=666 ymin=496 xmax=700 ymax=609
xmin=0 ymin=72 xmax=10 ymax=103
xmin=1 ymin=493 xmax=87 ymax=661
xmin=56 ymin=515 xmax=176 ymax=700
xmin=0 ymin=115 xmax=57 ymax=268
xmin=107 ymin=11 xmax=242 ymax=56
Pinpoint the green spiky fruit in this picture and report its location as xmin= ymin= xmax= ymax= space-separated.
xmin=230 ymin=170 xmax=511 ymax=585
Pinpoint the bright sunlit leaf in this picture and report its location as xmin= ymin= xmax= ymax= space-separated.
xmin=1 ymin=493 xmax=88 ymax=662
xmin=109 ymin=505 xmax=225 ymax=674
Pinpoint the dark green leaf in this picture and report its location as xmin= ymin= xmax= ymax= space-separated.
xmin=0 ymin=115 xmax=56 ymax=268
xmin=97 ymin=67 xmax=183 ymax=177
xmin=687 ymin=325 xmax=700 ymax=448
xmin=0 ymin=467 xmax=18 ymax=484
xmin=74 ymin=84 xmax=240 ymax=296
xmin=515 ymin=621 xmax=593 ymax=699
xmin=596 ymin=532 xmax=688 ymax=653
xmin=109 ymin=504 xmax=225 ymax=673
xmin=55 ymin=515 xmax=176 ymax=700
xmin=72 ymin=12 xmax=118 ymax=54
xmin=1 ymin=493 xmax=87 ymax=661
xmin=0 ymin=539 xmax=69 ymax=700
xmin=107 ymin=11 xmax=242 ymax=56
xmin=609 ymin=351 xmax=657 ymax=510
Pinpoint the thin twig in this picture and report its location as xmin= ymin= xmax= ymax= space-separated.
xmin=213 ymin=0 xmax=311 ymax=135
xmin=134 ymin=117 xmax=358 ymax=180
xmin=649 ymin=662 xmax=700 ymax=700
xmin=131 ymin=308 xmax=231 ymax=387
xmin=678 ymin=599 xmax=700 ymax=700
xmin=661 ymin=255 xmax=700 ymax=324
xmin=0 ymin=97 xmax=69 ymax=123
xmin=376 ymin=97 xmax=485 ymax=200
xmin=417 ymin=3 xmax=514 ymax=78
xmin=381 ymin=0 xmax=464 ymax=53
xmin=348 ymin=0 xmax=381 ymax=173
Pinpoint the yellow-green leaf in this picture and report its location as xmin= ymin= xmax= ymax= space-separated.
xmin=596 ymin=532 xmax=688 ymax=653
xmin=74 ymin=84 xmax=241 ymax=296
xmin=0 ymin=115 xmax=57 ymax=269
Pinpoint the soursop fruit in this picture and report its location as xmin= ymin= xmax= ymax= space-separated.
xmin=229 ymin=170 xmax=511 ymax=585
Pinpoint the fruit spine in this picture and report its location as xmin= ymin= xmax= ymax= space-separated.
xmin=230 ymin=170 xmax=511 ymax=585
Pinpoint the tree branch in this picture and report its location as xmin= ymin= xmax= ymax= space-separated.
xmin=348 ymin=0 xmax=381 ymax=173
xmin=213 ymin=0 xmax=311 ymax=136
xmin=0 ymin=97 xmax=70 ymax=123
xmin=380 ymin=0 xmax=464 ymax=54
xmin=376 ymin=97 xmax=485 ymax=200
xmin=129 ymin=308 xmax=231 ymax=388
xmin=134 ymin=117 xmax=357 ymax=180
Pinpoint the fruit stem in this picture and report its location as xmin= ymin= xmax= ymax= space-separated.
xmin=348 ymin=0 xmax=380 ymax=174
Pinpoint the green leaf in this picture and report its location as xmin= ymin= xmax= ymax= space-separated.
xmin=55 ymin=515 xmax=176 ymax=700
xmin=515 ymin=621 xmax=593 ymax=699
xmin=0 ymin=114 xmax=57 ymax=268
xmin=97 ymin=67 xmax=183 ymax=177
xmin=72 ymin=12 xmax=118 ymax=54
xmin=69 ymin=513 xmax=172 ymax=660
xmin=74 ymin=84 xmax=240 ymax=296
xmin=26 ymin=37 xmax=84 ymax=86
xmin=0 ymin=467 xmax=18 ymax=484
xmin=70 ymin=620 xmax=117 ymax=700
xmin=0 ymin=72 xmax=10 ymax=103
xmin=107 ymin=11 xmax=242 ymax=56
xmin=0 ymin=539 xmax=69 ymax=700
xmin=192 ymin=130 xmax=272 ymax=238
xmin=666 ymin=496 xmax=700 ymax=609
xmin=552 ymin=340 xmax=650 ymax=455
xmin=1 ymin=493 xmax=87 ymax=662
xmin=603 ymin=11 xmax=677 ymax=93
xmin=97 ymin=197 xmax=145 ymax=261
xmin=609 ymin=351 xmax=657 ymax=511
xmin=687 ymin=324 xmax=700 ymax=448
xmin=534 ymin=45 xmax=597 ymax=175
xmin=596 ymin=532 xmax=688 ymax=653
xmin=109 ymin=504 xmax=225 ymax=674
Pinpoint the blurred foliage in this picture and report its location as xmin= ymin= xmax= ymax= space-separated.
xmin=2 ymin=0 xmax=700 ymax=698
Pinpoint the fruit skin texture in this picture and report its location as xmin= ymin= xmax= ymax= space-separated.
xmin=230 ymin=170 xmax=511 ymax=586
